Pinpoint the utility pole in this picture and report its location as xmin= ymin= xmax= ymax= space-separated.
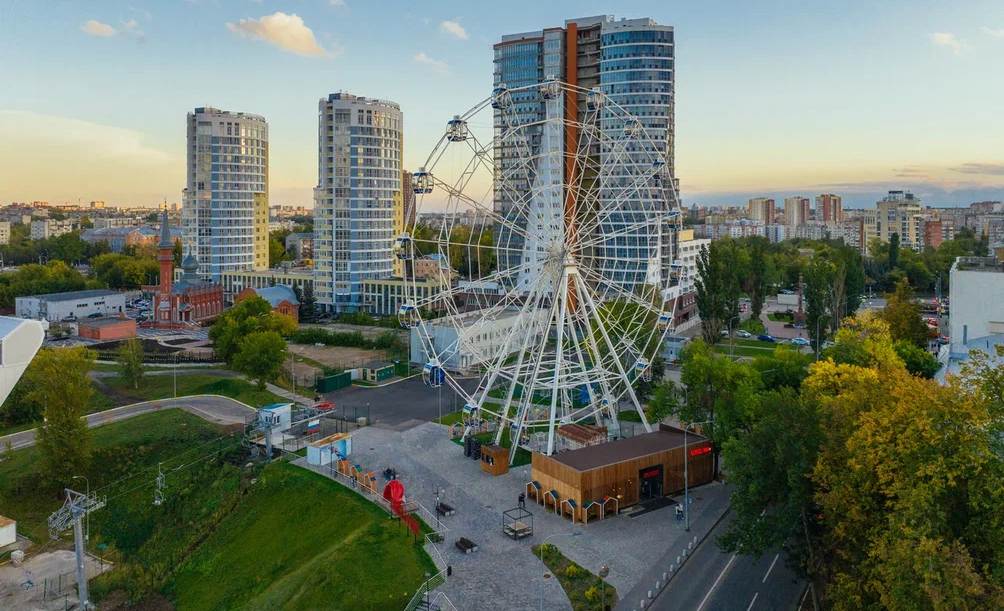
xmin=47 ymin=489 xmax=105 ymax=610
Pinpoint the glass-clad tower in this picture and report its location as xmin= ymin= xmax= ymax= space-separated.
xmin=493 ymin=15 xmax=676 ymax=291
xmin=182 ymin=107 xmax=269 ymax=281
xmin=313 ymin=93 xmax=403 ymax=312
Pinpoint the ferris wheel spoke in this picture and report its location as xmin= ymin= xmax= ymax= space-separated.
xmin=428 ymin=175 xmax=532 ymax=243
xmin=574 ymin=215 xmax=664 ymax=253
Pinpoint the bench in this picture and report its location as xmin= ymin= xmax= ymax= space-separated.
xmin=436 ymin=502 xmax=455 ymax=517
xmin=455 ymin=537 xmax=478 ymax=554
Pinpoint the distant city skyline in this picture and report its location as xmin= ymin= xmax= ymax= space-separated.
xmin=1 ymin=0 xmax=1003 ymax=209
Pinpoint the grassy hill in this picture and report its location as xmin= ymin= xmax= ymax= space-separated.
xmin=166 ymin=462 xmax=435 ymax=610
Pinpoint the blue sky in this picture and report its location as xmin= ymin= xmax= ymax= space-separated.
xmin=1 ymin=0 xmax=1003 ymax=208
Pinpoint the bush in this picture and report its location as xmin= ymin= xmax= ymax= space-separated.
xmin=584 ymin=585 xmax=600 ymax=602
xmin=564 ymin=564 xmax=582 ymax=578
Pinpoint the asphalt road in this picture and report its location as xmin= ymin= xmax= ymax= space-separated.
xmin=321 ymin=375 xmax=480 ymax=430
xmin=651 ymin=512 xmax=805 ymax=611
xmin=0 ymin=395 xmax=256 ymax=451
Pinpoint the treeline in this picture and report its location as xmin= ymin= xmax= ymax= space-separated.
xmin=663 ymin=311 xmax=1003 ymax=609
xmin=290 ymin=327 xmax=405 ymax=355
xmin=0 ymin=225 xmax=110 ymax=266
xmin=864 ymin=227 xmax=987 ymax=293
xmin=695 ymin=237 xmax=865 ymax=348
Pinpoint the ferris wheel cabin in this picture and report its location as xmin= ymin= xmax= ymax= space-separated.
xmin=586 ymin=88 xmax=603 ymax=111
xmin=491 ymin=85 xmax=512 ymax=110
xmin=423 ymin=362 xmax=446 ymax=388
xmin=635 ymin=358 xmax=652 ymax=383
xmin=398 ymin=304 xmax=420 ymax=329
xmin=657 ymin=312 xmax=673 ymax=330
xmin=413 ymin=168 xmax=433 ymax=194
xmin=539 ymin=78 xmax=560 ymax=100
xmin=446 ymin=115 xmax=469 ymax=142
xmin=394 ymin=234 xmax=413 ymax=260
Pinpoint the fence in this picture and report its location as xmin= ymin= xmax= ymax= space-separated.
xmin=39 ymin=553 xmax=114 ymax=604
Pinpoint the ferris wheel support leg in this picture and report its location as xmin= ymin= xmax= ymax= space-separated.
xmin=545 ymin=267 xmax=571 ymax=456
xmin=570 ymin=272 xmax=624 ymax=427
xmin=575 ymin=271 xmax=653 ymax=433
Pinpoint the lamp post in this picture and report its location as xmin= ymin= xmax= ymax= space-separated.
xmin=71 ymin=475 xmax=89 ymax=543
xmin=683 ymin=420 xmax=712 ymax=532
xmin=539 ymin=531 xmax=581 ymax=611
xmin=728 ymin=315 xmax=740 ymax=360
xmin=173 ymin=354 xmax=178 ymax=398
xmin=598 ymin=564 xmax=610 ymax=610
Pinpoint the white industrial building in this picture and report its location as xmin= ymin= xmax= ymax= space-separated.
xmin=410 ymin=308 xmax=547 ymax=373
xmin=15 ymin=289 xmax=126 ymax=323
xmin=948 ymin=255 xmax=1004 ymax=357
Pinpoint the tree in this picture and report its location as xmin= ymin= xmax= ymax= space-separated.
xmin=719 ymin=388 xmax=822 ymax=577
xmin=116 ymin=338 xmax=145 ymax=389
xmin=888 ymin=232 xmax=900 ymax=269
xmin=32 ymin=347 xmax=95 ymax=487
xmin=752 ymin=345 xmax=813 ymax=389
xmin=695 ymin=240 xmax=740 ymax=345
xmin=645 ymin=380 xmax=680 ymax=423
xmin=210 ymin=296 xmax=296 ymax=364
xmin=677 ymin=340 xmax=760 ymax=445
xmin=892 ymin=340 xmax=940 ymax=378
xmin=804 ymin=257 xmax=835 ymax=352
xmin=880 ymin=278 xmax=929 ymax=347
xmin=233 ymin=331 xmax=287 ymax=390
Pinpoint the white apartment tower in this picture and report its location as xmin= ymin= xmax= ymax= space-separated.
xmin=313 ymin=93 xmax=403 ymax=312
xmin=182 ymin=107 xmax=269 ymax=280
xmin=784 ymin=196 xmax=810 ymax=226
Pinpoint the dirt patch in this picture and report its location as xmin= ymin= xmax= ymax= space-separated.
xmin=288 ymin=344 xmax=391 ymax=370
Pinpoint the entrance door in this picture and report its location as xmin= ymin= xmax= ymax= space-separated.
xmin=639 ymin=465 xmax=664 ymax=500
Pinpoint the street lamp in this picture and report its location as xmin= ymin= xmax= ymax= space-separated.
xmin=539 ymin=531 xmax=581 ymax=611
xmin=683 ymin=420 xmax=712 ymax=532
xmin=598 ymin=564 xmax=610 ymax=610
xmin=728 ymin=315 xmax=740 ymax=360
xmin=71 ymin=475 xmax=89 ymax=543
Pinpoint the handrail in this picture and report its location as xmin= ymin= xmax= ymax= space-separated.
xmin=402 ymin=569 xmax=448 ymax=611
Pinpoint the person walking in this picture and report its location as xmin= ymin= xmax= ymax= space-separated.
xmin=518 ymin=492 xmax=526 ymax=509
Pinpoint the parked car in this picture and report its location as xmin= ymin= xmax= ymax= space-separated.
xmin=721 ymin=329 xmax=730 ymax=337
xmin=87 ymin=312 xmax=104 ymax=318
xmin=790 ymin=337 xmax=811 ymax=347
xmin=757 ymin=334 xmax=776 ymax=343
xmin=736 ymin=330 xmax=753 ymax=338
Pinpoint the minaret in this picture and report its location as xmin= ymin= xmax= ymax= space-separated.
xmin=158 ymin=210 xmax=173 ymax=293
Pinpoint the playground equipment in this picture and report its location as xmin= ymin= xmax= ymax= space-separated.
xmin=383 ymin=479 xmax=420 ymax=537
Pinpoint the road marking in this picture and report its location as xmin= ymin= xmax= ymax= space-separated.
xmin=762 ymin=553 xmax=779 ymax=583
xmin=696 ymin=553 xmax=736 ymax=611
xmin=746 ymin=592 xmax=759 ymax=611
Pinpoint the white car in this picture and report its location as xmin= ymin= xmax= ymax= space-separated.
xmin=736 ymin=330 xmax=753 ymax=338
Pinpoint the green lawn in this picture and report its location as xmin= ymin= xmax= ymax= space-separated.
xmin=533 ymin=543 xmax=617 ymax=610
xmin=166 ymin=462 xmax=436 ymax=611
xmin=103 ymin=373 xmax=284 ymax=407
xmin=0 ymin=409 xmax=230 ymax=545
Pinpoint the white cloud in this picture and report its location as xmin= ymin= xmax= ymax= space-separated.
xmin=329 ymin=0 xmax=346 ymax=6
xmin=413 ymin=51 xmax=449 ymax=73
xmin=440 ymin=19 xmax=468 ymax=40
xmin=226 ymin=12 xmax=329 ymax=58
xmin=930 ymin=32 xmax=965 ymax=54
xmin=982 ymin=26 xmax=1004 ymax=38
xmin=81 ymin=20 xmax=117 ymax=38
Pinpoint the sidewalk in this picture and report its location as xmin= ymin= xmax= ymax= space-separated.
xmin=616 ymin=481 xmax=732 ymax=610
xmin=264 ymin=382 xmax=316 ymax=406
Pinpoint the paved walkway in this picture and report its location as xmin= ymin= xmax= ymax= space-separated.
xmin=341 ymin=422 xmax=729 ymax=610
xmin=0 ymin=395 xmax=255 ymax=451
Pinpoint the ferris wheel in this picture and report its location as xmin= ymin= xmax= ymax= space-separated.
xmin=398 ymin=80 xmax=683 ymax=464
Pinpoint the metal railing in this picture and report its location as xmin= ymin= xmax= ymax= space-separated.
xmin=402 ymin=569 xmax=448 ymax=611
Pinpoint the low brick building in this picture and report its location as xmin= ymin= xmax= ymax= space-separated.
xmin=78 ymin=316 xmax=137 ymax=341
xmin=236 ymin=284 xmax=299 ymax=322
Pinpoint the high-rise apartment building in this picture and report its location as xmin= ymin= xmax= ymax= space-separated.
xmin=747 ymin=197 xmax=776 ymax=223
xmin=313 ymin=93 xmax=403 ymax=312
xmin=816 ymin=193 xmax=843 ymax=223
xmin=783 ymin=196 xmax=810 ymax=226
xmin=493 ymin=15 xmax=676 ymax=290
xmin=182 ymin=107 xmax=269 ymax=281
xmin=861 ymin=190 xmax=925 ymax=254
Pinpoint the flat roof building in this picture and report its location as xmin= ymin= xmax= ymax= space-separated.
xmin=15 ymin=289 xmax=126 ymax=322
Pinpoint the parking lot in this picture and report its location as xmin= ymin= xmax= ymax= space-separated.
xmin=320 ymin=376 xmax=480 ymax=431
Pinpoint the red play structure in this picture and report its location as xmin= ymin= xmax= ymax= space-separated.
xmin=383 ymin=479 xmax=420 ymax=536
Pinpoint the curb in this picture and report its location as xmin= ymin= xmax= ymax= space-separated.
xmin=621 ymin=505 xmax=732 ymax=611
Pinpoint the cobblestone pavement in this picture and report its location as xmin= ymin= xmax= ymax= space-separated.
xmin=344 ymin=422 xmax=729 ymax=610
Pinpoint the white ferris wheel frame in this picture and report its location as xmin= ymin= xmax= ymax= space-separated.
xmin=399 ymin=80 xmax=685 ymax=463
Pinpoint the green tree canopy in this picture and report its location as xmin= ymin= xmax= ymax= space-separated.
xmin=32 ymin=347 xmax=95 ymax=487
xmin=234 ymin=331 xmax=287 ymax=390
xmin=210 ymin=296 xmax=296 ymax=364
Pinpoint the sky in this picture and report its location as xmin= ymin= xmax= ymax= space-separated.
xmin=1 ymin=0 xmax=1003 ymax=209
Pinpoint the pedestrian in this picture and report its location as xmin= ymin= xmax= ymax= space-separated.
xmin=675 ymin=503 xmax=684 ymax=521
xmin=518 ymin=492 xmax=526 ymax=509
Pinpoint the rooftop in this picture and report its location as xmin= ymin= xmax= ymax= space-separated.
xmin=952 ymin=256 xmax=1004 ymax=273
xmin=549 ymin=426 xmax=708 ymax=472
xmin=78 ymin=316 xmax=135 ymax=328
xmin=25 ymin=289 xmax=120 ymax=302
